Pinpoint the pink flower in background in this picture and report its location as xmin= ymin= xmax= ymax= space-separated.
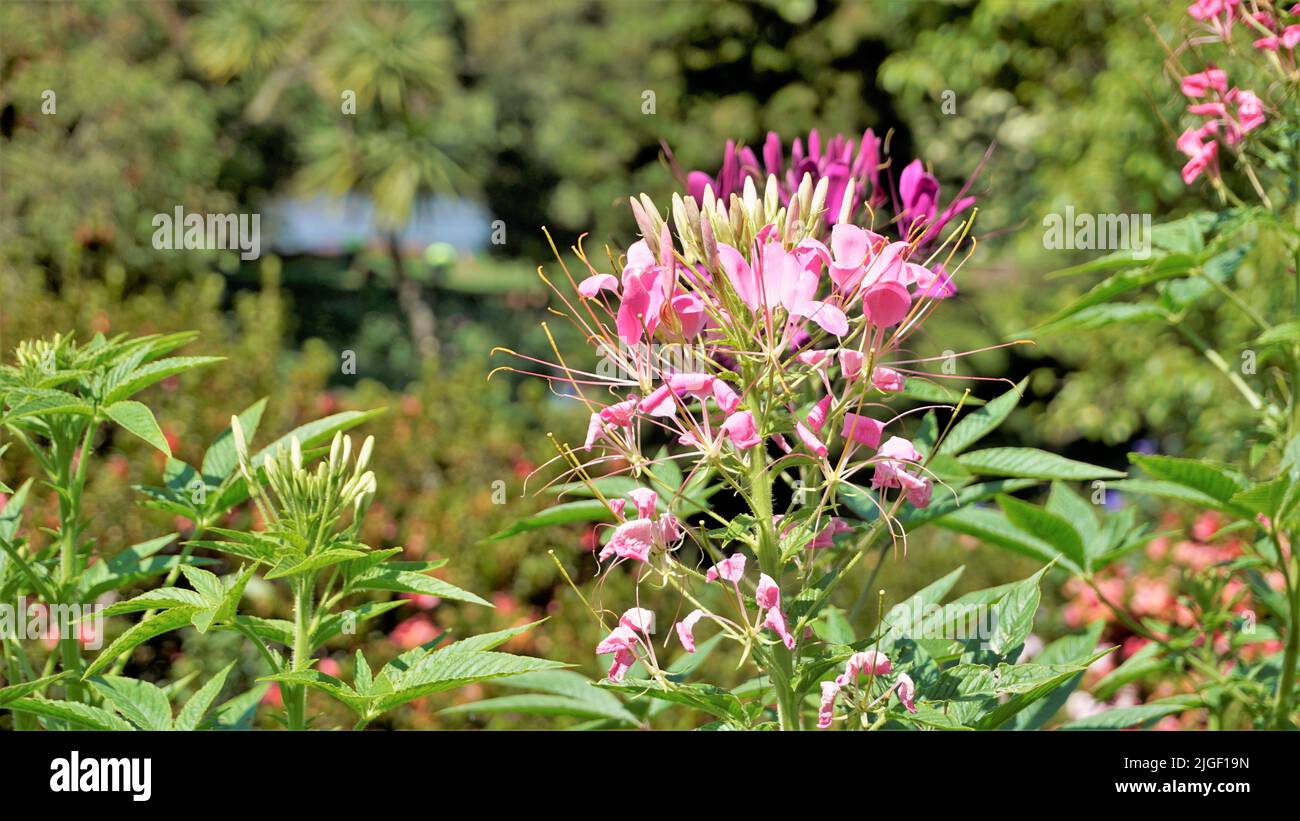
xmin=391 ymin=615 xmax=439 ymax=650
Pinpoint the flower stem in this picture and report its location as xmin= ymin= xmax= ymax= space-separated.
xmin=286 ymin=576 xmax=314 ymax=731
xmin=746 ymin=451 xmax=800 ymax=729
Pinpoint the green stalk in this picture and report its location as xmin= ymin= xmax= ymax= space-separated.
xmin=746 ymin=452 xmax=800 ymax=730
xmin=1274 ymin=567 xmax=1300 ymax=728
xmin=286 ymin=575 xmax=314 ymax=731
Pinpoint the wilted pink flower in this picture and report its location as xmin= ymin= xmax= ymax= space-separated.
xmin=755 ymin=573 xmax=782 ymax=609
xmin=675 ymin=609 xmax=705 ymax=653
xmin=817 ymin=680 xmax=841 ymax=729
xmin=627 ymin=488 xmax=659 ymax=520
xmin=620 ymin=607 xmax=657 ymax=634
xmin=806 ymin=394 xmax=833 ymax=433
xmin=838 ymin=650 xmax=893 ymax=685
xmin=763 ymin=605 xmax=795 ymax=650
xmin=596 ymin=625 xmax=641 ymax=682
xmin=809 ymin=517 xmax=851 ymax=549
xmin=895 ymin=673 xmax=917 ymax=713
xmin=706 ymin=552 xmax=747 ymax=584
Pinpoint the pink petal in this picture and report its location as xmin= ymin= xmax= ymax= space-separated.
xmin=577 ymin=273 xmax=618 ymax=298
xmin=675 ymin=609 xmax=704 ymax=653
xmin=841 ymin=413 xmax=884 ymax=448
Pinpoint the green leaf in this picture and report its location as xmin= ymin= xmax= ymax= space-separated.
xmin=89 ymin=675 xmax=174 ymax=730
xmin=485 ymin=499 xmax=613 ymax=541
xmin=211 ymin=684 xmax=268 ymax=730
xmin=960 ymin=448 xmax=1124 ymax=480
xmin=896 ymin=380 xmax=986 ymax=407
xmin=997 ymin=496 xmax=1085 ymax=570
xmin=937 ymin=379 xmax=1027 ymax=456
xmin=1061 ymin=696 xmax=1201 ymax=730
xmin=1129 ymin=454 xmax=1245 ymax=504
xmin=175 ymin=662 xmax=237 ymax=730
xmin=494 ymin=669 xmax=639 ymax=725
xmin=310 ymin=600 xmax=408 ymax=647
xmin=84 ymin=607 xmax=198 ymax=678
xmin=985 ymin=565 xmax=1048 ymax=657
xmin=105 ymin=356 xmax=224 ymax=404
xmin=1034 ymin=302 xmax=1168 ymax=335
xmin=348 ymin=565 xmax=489 ymax=606
xmin=265 ymin=548 xmax=369 ymax=580
xmin=0 ymin=672 xmax=70 ymax=707
xmin=103 ymin=400 xmax=171 ymax=456
xmin=1038 ymin=256 xmax=1195 ymax=327
xmin=597 ymin=679 xmax=745 ymax=724
xmin=934 ymin=507 xmax=1068 ymax=568
xmin=374 ymin=652 xmax=571 ymax=714
xmin=6 ymin=697 xmax=134 ymax=731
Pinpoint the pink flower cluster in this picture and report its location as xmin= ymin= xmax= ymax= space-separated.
xmin=597 ymin=487 xmax=683 ymax=565
xmin=687 ymin=128 xmax=976 ymax=247
xmin=1177 ymin=66 xmax=1265 ymax=184
xmin=816 ymin=649 xmax=916 ymax=728
xmin=574 ymin=221 xmax=948 ymax=512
